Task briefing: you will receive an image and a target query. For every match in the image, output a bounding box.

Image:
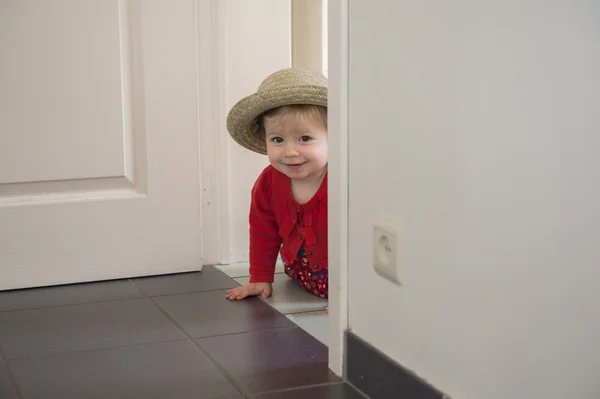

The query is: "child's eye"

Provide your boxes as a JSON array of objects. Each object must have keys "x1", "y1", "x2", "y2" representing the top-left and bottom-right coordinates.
[
  {"x1": 271, "y1": 137, "x2": 283, "y2": 144},
  {"x1": 300, "y1": 136, "x2": 312, "y2": 142}
]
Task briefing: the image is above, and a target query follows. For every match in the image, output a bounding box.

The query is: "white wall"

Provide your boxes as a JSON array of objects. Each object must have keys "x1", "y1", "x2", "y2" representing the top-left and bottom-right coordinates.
[
  {"x1": 347, "y1": 1, "x2": 600, "y2": 399},
  {"x1": 208, "y1": 0, "x2": 328, "y2": 265},
  {"x1": 205, "y1": 0, "x2": 291, "y2": 264},
  {"x1": 291, "y1": 0, "x2": 323, "y2": 73}
]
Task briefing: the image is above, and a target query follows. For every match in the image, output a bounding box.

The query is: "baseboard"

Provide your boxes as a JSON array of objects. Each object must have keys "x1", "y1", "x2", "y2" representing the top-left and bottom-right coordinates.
[{"x1": 346, "y1": 331, "x2": 449, "y2": 399}]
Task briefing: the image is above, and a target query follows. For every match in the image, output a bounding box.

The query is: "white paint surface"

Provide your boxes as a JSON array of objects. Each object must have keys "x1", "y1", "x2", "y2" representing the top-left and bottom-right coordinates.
[
  {"x1": 326, "y1": 0, "x2": 349, "y2": 378},
  {"x1": 0, "y1": 0, "x2": 205, "y2": 290},
  {"x1": 347, "y1": 1, "x2": 600, "y2": 398},
  {"x1": 292, "y1": 0, "x2": 324, "y2": 73},
  {"x1": 0, "y1": 1, "x2": 124, "y2": 184},
  {"x1": 201, "y1": 0, "x2": 292, "y2": 265}
]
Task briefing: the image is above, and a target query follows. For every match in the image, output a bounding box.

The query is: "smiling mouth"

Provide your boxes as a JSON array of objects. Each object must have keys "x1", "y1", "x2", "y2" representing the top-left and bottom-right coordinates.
[{"x1": 286, "y1": 162, "x2": 307, "y2": 169}]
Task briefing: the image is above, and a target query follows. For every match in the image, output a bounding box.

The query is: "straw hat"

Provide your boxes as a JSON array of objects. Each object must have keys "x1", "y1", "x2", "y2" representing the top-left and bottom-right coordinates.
[{"x1": 226, "y1": 68, "x2": 328, "y2": 155}]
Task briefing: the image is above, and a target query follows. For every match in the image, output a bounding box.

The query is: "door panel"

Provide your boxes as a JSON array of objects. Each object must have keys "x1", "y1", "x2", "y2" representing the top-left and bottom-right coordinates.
[
  {"x1": 0, "y1": 0, "x2": 204, "y2": 290},
  {"x1": 0, "y1": 1, "x2": 125, "y2": 183}
]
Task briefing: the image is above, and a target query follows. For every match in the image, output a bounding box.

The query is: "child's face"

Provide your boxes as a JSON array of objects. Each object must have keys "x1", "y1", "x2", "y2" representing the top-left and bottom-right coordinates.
[{"x1": 264, "y1": 113, "x2": 328, "y2": 181}]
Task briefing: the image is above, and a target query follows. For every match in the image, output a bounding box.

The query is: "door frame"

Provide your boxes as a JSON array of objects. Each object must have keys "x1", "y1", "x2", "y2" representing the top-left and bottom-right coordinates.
[
  {"x1": 196, "y1": 0, "x2": 230, "y2": 266},
  {"x1": 327, "y1": 0, "x2": 349, "y2": 377},
  {"x1": 197, "y1": 0, "x2": 350, "y2": 378}
]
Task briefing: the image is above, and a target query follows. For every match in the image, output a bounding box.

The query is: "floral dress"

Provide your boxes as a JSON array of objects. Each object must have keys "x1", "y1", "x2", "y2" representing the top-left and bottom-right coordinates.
[{"x1": 283, "y1": 245, "x2": 328, "y2": 299}]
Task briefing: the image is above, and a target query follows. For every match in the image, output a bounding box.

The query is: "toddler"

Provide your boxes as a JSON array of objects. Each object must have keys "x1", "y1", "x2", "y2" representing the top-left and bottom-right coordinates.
[{"x1": 224, "y1": 68, "x2": 328, "y2": 302}]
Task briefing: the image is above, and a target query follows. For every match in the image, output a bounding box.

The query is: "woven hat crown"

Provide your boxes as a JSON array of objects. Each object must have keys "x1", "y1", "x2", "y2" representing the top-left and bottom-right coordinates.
[
  {"x1": 226, "y1": 68, "x2": 328, "y2": 155},
  {"x1": 257, "y1": 68, "x2": 327, "y2": 93}
]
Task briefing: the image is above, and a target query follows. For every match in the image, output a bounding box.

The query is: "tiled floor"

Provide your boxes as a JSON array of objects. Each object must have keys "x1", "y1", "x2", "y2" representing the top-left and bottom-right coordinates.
[
  {"x1": 217, "y1": 263, "x2": 328, "y2": 346},
  {"x1": 0, "y1": 266, "x2": 364, "y2": 399}
]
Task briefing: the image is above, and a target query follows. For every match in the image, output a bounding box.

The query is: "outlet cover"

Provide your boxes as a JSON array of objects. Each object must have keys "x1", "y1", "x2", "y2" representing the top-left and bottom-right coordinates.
[{"x1": 373, "y1": 221, "x2": 402, "y2": 285}]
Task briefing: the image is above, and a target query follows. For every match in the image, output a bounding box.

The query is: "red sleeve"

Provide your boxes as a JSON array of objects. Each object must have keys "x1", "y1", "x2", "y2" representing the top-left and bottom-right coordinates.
[{"x1": 248, "y1": 167, "x2": 282, "y2": 283}]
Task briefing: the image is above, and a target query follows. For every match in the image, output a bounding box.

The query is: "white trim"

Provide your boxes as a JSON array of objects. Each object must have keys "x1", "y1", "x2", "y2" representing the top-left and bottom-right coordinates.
[
  {"x1": 214, "y1": 1, "x2": 231, "y2": 265},
  {"x1": 327, "y1": 0, "x2": 349, "y2": 377},
  {"x1": 322, "y1": 0, "x2": 328, "y2": 76},
  {"x1": 197, "y1": 0, "x2": 230, "y2": 265}
]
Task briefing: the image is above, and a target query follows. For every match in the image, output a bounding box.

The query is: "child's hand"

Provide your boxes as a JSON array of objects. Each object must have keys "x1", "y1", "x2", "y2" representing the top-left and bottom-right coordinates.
[{"x1": 225, "y1": 282, "x2": 273, "y2": 300}]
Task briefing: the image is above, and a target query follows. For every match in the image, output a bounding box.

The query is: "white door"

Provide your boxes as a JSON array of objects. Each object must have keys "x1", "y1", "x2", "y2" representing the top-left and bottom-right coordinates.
[{"x1": 0, "y1": 0, "x2": 206, "y2": 291}]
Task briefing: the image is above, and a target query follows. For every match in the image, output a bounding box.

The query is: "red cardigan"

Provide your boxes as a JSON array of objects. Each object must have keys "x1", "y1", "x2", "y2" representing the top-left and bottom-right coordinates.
[{"x1": 249, "y1": 165, "x2": 328, "y2": 283}]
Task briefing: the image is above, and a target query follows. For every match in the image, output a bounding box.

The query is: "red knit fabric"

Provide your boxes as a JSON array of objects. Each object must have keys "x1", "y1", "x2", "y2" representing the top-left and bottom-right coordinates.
[{"x1": 248, "y1": 165, "x2": 328, "y2": 283}]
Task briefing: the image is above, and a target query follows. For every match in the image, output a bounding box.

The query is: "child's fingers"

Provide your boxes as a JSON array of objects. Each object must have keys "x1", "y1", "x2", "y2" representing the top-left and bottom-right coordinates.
[
  {"x1": 226, "y1": 287, "x2": 243, "y2": 299},
  {"x1": 235, "y1": 291, "x2": 248, "y2": 300},
  {"x1": 226, "y1": 284, "x2": 271, "y2": 300},
  {"x1": 261, "y1": 285, "x2": 272, "y2": 298},
  {"x1": 230, "y1": 287, "x2": 247, "y2": 300}
]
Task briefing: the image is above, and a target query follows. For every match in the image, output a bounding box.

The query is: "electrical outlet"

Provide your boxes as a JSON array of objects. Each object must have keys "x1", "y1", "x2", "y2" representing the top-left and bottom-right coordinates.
[{"x1": 373, "y1": 221, "x2": 402, "y2": 285}]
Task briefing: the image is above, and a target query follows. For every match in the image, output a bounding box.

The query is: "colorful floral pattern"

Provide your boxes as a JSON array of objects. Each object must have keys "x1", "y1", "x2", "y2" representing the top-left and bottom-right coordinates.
[{"x1": 284, "y1": 246, "x2": 328, "y2": 298}]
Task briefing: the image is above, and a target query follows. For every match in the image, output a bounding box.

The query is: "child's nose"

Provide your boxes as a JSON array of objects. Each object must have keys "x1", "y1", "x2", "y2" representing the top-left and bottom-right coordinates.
[{"x1": 284, "y1": 145, "x2": 299, "y2": 157}]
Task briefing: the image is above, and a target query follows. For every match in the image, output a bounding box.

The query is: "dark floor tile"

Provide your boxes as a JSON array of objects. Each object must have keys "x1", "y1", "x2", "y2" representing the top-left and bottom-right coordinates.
[
  {"x1": 197, "y1": 327, "x2": 339, "y2": 395},
  {"x1": 153, "y1": 290, "x2": 294, "y2": 338},
  {"x1": 10, "y1": 340, "x2": 241, "y2": 399},
  {"x1": 251, "y1": 383, "x2": 365, "y2": 399},
  {"x1": 0, "y1": 298, "x2": 184, "y2": 359},
  {"x1": 0, "y1": 357, "x2": 19, "y2": 399},
  {"x1": 0, "y1": 279, "x2": 143, "y2": 312},
  {"x1": 133, "y1": 266, "x2": 239, "y2": 296}
]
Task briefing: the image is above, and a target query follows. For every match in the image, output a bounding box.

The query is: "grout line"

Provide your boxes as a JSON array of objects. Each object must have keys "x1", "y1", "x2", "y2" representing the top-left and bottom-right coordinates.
[
  {"x1": 347, "y1": 381, "x2": 371, "y2": 398},
  {"x1": 219, "y1": 271, "x2": 286, "y2": 279},
  {"x1": 257, "y1": 302, "x2": 328, "y2": 318},
  {"x1": 140, "y1": 276, "x2": 323, "y2": 397},
  {"x1": 213, "y1": 268, "x2": 329, "y2": 343},
  {"x1": 140, "y1": 286, "x2": 243, "y2": 300},
  {"x1": 3, "y1": 338, "x2": 190, "y2": 362},
  {"x1": 244, "y1": 378, "x2": 367, "y2": 398},
  {"x1": 1, "y1": 266, "x2": 329, "y2": 396},
  {"x1": 193, "y1": 325, "x2": 299, "y2": 340},
  {"x1": 129, "y1": 269, "x2": 242, "y2": 298},
  {"x1": 0, "y1": 344, "x2": 23, "y2": 399},
  {"x1": 0, "y1": 277, "x2": 146, "y2": 314},
  {"x1": 145, "y1": 295, "x2": 250, "y2": 397},
  {"x1": 249, "y1": 381, "x2": 346, "y2": 397},
  {"x1": 0, "y1": 266, "x2": 245, "y2": 314},
  {"x1": 0, "y1": 285, "x2": 248, "y2": 314},
  {"x1": 285, "y1": 308, "x2": 329, "y2": 316},
  {"x1": 0, "y1": 296, "x2": 149, "y2": 315},
  {"x1": 127, "y1": 277, "x2": 148, "y2": 297}
]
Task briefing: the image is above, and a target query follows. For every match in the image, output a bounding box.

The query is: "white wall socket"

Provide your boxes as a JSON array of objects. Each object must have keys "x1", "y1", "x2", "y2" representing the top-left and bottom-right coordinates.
[{"x1": 373, "y1": 221, "x2": 402, "y2": 285}]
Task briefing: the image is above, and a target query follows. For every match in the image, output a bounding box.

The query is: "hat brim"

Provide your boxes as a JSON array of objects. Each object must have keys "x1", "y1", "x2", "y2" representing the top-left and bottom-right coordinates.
[{"x1": 226, "y1": 85, "x2": 328, "y2": 155}]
